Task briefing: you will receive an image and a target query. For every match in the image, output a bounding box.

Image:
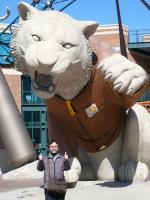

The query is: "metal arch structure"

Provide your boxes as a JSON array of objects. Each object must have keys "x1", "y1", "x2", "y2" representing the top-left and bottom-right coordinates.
[
  {"x1": 139, "y1": 0, "x2": 150, "y2": 11},
  {"x1": 0, "y1": 0, "x2": 77, "y2": 66}
]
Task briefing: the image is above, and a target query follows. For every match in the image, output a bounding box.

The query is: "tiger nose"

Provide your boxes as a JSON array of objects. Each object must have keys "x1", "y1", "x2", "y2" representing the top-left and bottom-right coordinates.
[
  {"x1": 37, "y1": 41, "x2": 60, "y2": 67},
  {"x1": 37, "y1": 55, "x2": 58, "y2": 67}
]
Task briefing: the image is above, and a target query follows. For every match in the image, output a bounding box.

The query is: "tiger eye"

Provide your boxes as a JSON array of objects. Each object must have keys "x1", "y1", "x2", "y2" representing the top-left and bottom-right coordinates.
[
  {"x1": 32, "y1": 34, "x2": 41, "y2": 42},
  {"x1": 63, "y1": 43, "x2": 73, "y2": 49}
]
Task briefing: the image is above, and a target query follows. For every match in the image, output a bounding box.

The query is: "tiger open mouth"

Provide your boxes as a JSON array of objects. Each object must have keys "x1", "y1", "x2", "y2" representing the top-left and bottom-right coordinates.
[{"x1": 33, "y1": 70, "x2": 55, "y2": 93}]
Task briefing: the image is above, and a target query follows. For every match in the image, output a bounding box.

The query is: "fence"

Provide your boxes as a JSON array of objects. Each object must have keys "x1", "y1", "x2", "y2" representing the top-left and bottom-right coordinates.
[{"x1": 128, "y1": 29, "x2": 150, "y2": 43}]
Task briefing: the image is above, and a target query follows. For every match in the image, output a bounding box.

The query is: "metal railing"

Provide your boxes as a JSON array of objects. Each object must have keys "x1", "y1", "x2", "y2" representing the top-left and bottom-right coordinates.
[
  {"x1": 128, "y1": 29, "x2": 150, "y2": 43},
  {"x1": 138, "y1": 87, "x2": 150, "y2": 102}
]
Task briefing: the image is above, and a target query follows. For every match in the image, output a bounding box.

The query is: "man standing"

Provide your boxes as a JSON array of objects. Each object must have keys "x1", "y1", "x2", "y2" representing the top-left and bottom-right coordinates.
[{"x1": 37, "y1": 140, "x2": 70, "y2": 200}]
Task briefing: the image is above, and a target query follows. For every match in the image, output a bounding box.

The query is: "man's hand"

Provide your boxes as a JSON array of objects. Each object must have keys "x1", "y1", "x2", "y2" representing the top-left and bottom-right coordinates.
[
  {"x1": 64, "y1": 152, "x2": 68, "y2": 160},
  {"x1": 38, "y1": 153, "x2": 43, "y2": 160}
]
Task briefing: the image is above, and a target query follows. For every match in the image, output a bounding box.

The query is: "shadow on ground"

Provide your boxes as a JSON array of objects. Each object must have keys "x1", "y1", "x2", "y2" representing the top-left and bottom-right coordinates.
[{"x1": 96, "y1": 181, "x2": 132, "y2": 188}]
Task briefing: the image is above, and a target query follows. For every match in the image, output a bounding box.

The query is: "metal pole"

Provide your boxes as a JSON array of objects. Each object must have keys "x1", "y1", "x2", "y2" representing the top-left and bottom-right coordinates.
[
  {"x1": 115, "y1": 0, "x2": 128, "y2": 58},
  {"x1": 139, "y1": 0, "x2": 150, "y2": 11},
  {"x1": 59, "y1": 0, "x2": 76, "y2": 11}
]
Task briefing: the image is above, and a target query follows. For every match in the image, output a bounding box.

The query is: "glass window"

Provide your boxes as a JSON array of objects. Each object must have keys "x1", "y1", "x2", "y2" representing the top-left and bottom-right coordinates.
[
  {"x1": 33, "y1": 128, "x2": 41, "y2": 144},
  {"x1": 23, "y1": 92, "x2": 32, "y2": 104},
  {"x1": 22, "y1": 75, "x2": 45, "y2": 105},
  {"x1": 24, "y1": 111, "x2": 32, "y2": 122},
  {"x1": 33, "y1": 111, "x2": 40, "y2": 122},
  {"x1": 22, "y1": 76, "x2": 31, "y2": 91},
  {"x1": 22, "y1": 107, "x2": 48, "y2": 156}
]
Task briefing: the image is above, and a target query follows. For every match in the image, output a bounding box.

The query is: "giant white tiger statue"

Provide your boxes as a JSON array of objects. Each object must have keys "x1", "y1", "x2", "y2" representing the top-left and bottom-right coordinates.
[{"x1": 10, "y1": 2, "x2": 150, "y2": 182}]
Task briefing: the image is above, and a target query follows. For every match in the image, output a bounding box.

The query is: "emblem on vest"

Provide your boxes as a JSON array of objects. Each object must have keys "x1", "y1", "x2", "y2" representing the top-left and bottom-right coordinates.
[{"x1": 85, "y1": 103, "x2": 99, "y2": 118}]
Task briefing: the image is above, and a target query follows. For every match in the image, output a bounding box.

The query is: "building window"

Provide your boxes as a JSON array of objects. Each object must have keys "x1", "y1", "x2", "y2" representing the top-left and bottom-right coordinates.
[
  {"x1": 138, "y1": 81, "x2": 150, "y2": 102},
  {"x1": 21, "y1": 75, "x2": 48, "y2": 156},
  {"x1": 21, "y1": 75, "x2": 45, "y2": 105}
]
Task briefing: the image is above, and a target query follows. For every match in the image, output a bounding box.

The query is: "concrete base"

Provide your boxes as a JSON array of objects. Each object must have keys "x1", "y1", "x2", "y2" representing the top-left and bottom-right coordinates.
[{"x1": 2, "y1": 161, "x2": 43, "y2": 179}]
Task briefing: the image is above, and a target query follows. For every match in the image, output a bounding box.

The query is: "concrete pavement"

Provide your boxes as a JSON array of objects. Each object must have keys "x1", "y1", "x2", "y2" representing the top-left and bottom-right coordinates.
[
  {"x1": 66, "y1": 181, "x2": 150, "y2": 200},
  {"x1": 0, "y1": 187, "x2": 44, "y2": 200},
  {"x1": 0, "y1": 180, "x2": 150, "y2": 200},
  {"x1": 0, "y1": 179, "x2": 42, "y2": 192}
]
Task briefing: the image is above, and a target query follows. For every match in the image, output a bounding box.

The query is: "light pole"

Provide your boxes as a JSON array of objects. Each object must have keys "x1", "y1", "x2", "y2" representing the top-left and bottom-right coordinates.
[
  {"x1": 139, "y1": 0, "x2": 150, "y2": 11},
  {"x1": 115, "y1": 0, "x2": 128, "y2": 58}
]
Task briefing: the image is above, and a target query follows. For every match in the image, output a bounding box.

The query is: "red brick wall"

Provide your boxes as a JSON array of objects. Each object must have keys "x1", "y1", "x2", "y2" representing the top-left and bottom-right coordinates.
[
  {"x1": 94, "y1": 25, "x2": 129, "y2": 47},
  {"x1": 93, "y1": 25, "x2": 150, "y2": 74},
  {"x1": 2, "y1": 69, "x2": 22, "y2": 112}
]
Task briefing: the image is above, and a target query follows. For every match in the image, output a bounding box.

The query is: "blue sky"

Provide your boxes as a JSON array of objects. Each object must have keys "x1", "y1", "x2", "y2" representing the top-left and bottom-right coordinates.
[{"x1": 0, "y1": 0, "x2": 150, "y2": 30}]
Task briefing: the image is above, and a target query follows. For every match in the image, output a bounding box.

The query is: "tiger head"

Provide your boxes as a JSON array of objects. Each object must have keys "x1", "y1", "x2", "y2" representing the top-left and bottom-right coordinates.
[{"x1": 10, "y1": 2, "x2": 98, "y2": 99}]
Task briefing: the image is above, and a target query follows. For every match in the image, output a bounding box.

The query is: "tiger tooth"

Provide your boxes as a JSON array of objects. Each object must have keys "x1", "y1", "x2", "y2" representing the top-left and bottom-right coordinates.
[
  {"x1": 33, "y1": 81, "x2": 39, "y2": 89},
  {"x1": 48, "y1": 85, "x2": 55, "y2": 93},
  {"x1": 72, "y1": 59, "x2": 81, "y2": 64},
  {"x1": 53, "y1": 77, "x2": 57, "y2": 84}
]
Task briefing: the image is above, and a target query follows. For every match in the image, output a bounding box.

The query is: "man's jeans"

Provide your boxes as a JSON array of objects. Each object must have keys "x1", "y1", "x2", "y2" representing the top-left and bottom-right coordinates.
[{"x1": 44, "y1": 189, "x2": 66, "y2": 200}]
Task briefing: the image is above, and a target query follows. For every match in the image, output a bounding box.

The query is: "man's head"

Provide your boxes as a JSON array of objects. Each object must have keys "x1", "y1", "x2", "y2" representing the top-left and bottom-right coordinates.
[{"x1": 48, "y1": 140, "x2": 59, "y2": 155}]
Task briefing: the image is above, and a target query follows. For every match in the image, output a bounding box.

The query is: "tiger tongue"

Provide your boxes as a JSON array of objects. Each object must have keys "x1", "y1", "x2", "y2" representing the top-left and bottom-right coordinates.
[
  {"x1": 37, "y1": 74, "x2": 52, "y2": 87},
  {"x1": 35, "y1": 71, "x2": 53, "y2": 88}
]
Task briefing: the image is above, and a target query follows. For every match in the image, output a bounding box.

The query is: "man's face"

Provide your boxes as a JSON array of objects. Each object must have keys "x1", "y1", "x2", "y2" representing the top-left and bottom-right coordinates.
[{"x1": 49, "y1": 142, "x2": 59, "y2": 154}]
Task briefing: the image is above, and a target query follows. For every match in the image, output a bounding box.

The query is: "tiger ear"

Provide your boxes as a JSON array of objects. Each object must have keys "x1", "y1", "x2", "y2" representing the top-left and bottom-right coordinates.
[
  {"x1": 78, "y1": 21, "x2": 99, "y2": 38},
  {"x1": 18, "y1": 2, "x2": 38, "y2": 21}
]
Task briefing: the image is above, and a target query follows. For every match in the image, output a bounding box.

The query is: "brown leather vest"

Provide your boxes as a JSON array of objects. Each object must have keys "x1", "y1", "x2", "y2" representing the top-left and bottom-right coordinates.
[
  {"x1": 46, "y1": 45, "x2": 148, "y2": 153},
  {"x1": 47, "y1": 66, "x2": 126, "y2": 153}
]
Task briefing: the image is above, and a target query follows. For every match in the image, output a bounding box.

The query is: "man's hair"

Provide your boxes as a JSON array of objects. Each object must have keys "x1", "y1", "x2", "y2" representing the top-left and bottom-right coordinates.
[{"x1": 48, "y1": 140, "x2": 58, "y2": 146}]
